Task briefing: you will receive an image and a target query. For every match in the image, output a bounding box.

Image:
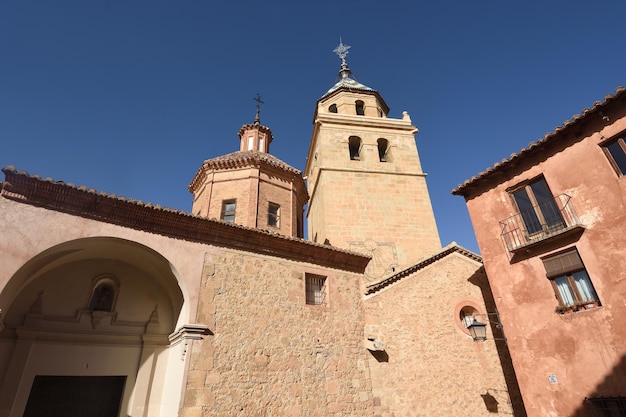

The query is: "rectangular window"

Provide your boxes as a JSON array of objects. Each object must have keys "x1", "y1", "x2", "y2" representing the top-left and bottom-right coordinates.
[
  {"x1": 543, "y1": 249, "x2": 600, "y2": 310},
  {"x1": 221, "y1": 199, "x2": 236, "y2": 223},
  {"x1": 305, "y1": 273, "x2": 327, "y2": 306},
  {"x1": 585, "y1": 397, "x2": 626, "y2": 417},
  {"x1": 511, "y1": 177, "x2": 564, "y2": 235},
  {"x1": 268, "y1": 203, "x2": 280, "y2": 228},
  {"x1": 602, "y1": 136, "x2": 626, "y2": 176}
]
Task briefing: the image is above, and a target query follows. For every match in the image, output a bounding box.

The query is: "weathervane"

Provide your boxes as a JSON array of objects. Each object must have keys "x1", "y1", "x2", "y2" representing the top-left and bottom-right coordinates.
[
  {"x1": 333, "y1": 38, "x2": 351, "y2": 67},
  {"x1": 253, "y1": 93, "x2": 264, "y2": 124}
]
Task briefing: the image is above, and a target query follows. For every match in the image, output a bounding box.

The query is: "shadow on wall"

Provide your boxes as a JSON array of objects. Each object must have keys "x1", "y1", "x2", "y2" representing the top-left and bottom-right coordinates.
[
  {"x1": 570, "y1": 353, "x2": 626, "y2": 417},
  {"x1": 369, "y1": 350, "x2": 389, "y2": 363},
  {"x1": 468, "y1": 269, "x2": 528, "y2": 417}
]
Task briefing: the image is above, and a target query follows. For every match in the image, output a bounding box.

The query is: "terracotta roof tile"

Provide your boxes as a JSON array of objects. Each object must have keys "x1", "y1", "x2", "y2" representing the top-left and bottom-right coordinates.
[
  {"x1": 202, "y1": 150, "x2": 302, "y2": 175},
  {"x1": 1, "y1": 166, "x2": 368, "y2": 273},
  {"x1": 364, "y1": 243, "x2": 482, "y2": 296},
  {"x1": 452, "y1": 86, "x2": 626, "y2": 196}
]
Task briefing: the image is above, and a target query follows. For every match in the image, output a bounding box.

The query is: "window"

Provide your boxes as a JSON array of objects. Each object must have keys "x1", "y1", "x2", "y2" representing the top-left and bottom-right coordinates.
[
  {"x1": 247, "y1": 137, "x2": 254, "y2": 151},
  {"x1": 305, "y1": 273, "x2": 327, "y2": 306},
  {"x1": 355, "y1": 100, "x2": 365, "y2": 116},
  {"x1": 459, "y1": 307, "x2": 478, "y2": 328},
  {"x1": 585, "y1": 397, "x2": 626, "y2": 417},
  {"x1": 348, "y1": 136, "x2": 361, "y2": 160},
  {"x1": 268, "y1": 202, "x2": 280, "y2": 227},
  {"x1": 221, "y1": 199, "x2": 236, "y2": 223},
  {"x1": 543, "y1": 249, "x2": 600, "y2": 311},
  {"x1": 511, "y1": 177, "x2": 564, "y2": 235},
  {"x1": 602, "y1": 136, "x2": 626, "y2": 176},
  {"x1": 328, "y1": 104, "x2": 337, "y2": 113},
  {"x1": 377, "y1": 138, "x2": 390, "y2": 162},
  {"x1": 88, "y1": 276, "x2": 118, "y2": 312}
]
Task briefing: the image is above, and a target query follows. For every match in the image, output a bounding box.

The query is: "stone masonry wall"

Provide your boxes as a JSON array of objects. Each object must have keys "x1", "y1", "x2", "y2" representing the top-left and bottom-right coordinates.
[
  {"x1": 181, "y1": 247, "x2": 375, "y2": 417},
  {"x1": 363, "y1": 253, "x2": 515, "y2": 417}
]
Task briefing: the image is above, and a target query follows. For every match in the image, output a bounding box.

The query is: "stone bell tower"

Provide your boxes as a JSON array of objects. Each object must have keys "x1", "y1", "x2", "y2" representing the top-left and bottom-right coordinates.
[
  {"x1": 304, "y1": 42, "x2": 441, "y2": 280},
  {"x1": 189, "y1": 97, "x2": 308, "y2": 237}
]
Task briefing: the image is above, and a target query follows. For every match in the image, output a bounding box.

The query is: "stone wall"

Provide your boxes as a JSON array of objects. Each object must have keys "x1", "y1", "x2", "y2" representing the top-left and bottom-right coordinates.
[
  {"x1": 363, "y1": 252, "x2": 515, "y2": 417},
  {"x1": 182, "y1": 248, "x2": 375, "y2": 417}
]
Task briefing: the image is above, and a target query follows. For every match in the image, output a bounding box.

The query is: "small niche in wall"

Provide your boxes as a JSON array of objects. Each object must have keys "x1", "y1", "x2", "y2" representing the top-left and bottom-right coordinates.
[{"x1": 88, "y1": 276, "x2": 119, "y2": 312}]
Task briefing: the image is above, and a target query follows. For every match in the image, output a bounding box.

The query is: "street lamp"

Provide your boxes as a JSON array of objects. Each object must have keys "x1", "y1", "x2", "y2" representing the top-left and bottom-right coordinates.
[{"x1": 467, "y1": 318, "x2": 488, "y2": 341}]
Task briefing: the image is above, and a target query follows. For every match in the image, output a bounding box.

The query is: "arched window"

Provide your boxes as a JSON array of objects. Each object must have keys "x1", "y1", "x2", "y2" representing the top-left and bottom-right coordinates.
[
  {"x1": 348, "y1": 136, "x2": 362, "y2": 160},
  {"x1": 460, "y1": 306, "x2": 478, "y2": 329},
  {"x1": 328, "y1": 104, "x2": 337, "y2": 113},
  {"x1": 377, "y1": 138, "x2": 390, "y2": 162},
  {"x1": 88, "y1": 276, "x2": 119, "y2": 312},
  {"x1": 355, "y1": 100, "x2": 365, "y2": 116}
]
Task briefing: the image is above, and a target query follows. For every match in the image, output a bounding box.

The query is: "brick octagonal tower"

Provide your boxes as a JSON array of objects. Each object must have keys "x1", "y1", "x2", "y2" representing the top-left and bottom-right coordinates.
[{"x1": 189, "y1": 110, "x2": 308, "y2": 238}]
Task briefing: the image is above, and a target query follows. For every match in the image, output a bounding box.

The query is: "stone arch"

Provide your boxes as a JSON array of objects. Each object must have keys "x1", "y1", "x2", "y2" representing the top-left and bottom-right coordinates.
[
  {"x1": 355, "y1": 100, "x2": 365, "y2": 115},
  {"x1": 0, "y1": 236, "x2": 190, "y2": 417}
]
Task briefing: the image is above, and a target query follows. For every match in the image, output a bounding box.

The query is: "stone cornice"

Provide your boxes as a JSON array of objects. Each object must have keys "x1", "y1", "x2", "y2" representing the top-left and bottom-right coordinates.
[
  {"x1": 315, "y1": 112, "x2": 417, "y2": 133},
  {"x1": 1, "y1": 167, "x2": 368, "y2": 273}
]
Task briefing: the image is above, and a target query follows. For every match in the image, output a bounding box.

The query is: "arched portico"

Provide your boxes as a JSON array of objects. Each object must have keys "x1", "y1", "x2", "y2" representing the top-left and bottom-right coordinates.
[{"x1": 0, "y1": 237, "x2": 194, "y2": 417}]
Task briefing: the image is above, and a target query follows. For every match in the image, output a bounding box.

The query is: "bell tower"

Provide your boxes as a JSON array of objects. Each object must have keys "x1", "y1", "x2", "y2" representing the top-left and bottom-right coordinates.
[
  {"x1": 304, "y1": 41, "x2": 441, "y2": 280},
  {"x1": 189, "y1": 97, "x2": 308, "y2": 237}
]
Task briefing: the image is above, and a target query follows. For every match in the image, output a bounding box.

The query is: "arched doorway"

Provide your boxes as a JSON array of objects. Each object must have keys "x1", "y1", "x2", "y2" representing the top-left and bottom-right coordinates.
[{"x1": 0, "y1": 237, "x2": 187, "y2": 417}]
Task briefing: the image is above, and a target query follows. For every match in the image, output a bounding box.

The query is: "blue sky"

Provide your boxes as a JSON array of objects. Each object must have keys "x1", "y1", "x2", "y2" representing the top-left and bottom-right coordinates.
[{"x1": 2, "y1": 1, "x2": 625, "y2": 253}]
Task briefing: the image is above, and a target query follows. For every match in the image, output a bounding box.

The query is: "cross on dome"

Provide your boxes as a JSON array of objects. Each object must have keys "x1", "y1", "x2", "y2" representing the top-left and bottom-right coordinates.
[
  {"x1": 253, "y1": 93, "x2": 264, "y2": 124},
  {"x1": 333, "y1": 39, "x2": 351, "y2": 67}
]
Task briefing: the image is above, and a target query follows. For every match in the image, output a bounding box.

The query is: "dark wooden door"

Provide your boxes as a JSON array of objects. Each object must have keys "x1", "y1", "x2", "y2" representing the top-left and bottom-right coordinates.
[{"x1": 23, "y1": 375, "x2": 125, "y2": 417}]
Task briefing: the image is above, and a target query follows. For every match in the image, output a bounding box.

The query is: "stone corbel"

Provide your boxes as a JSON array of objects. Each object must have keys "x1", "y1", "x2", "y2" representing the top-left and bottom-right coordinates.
[{"x1": 169, "y1": 324, "x2": 213, "y2": 361}]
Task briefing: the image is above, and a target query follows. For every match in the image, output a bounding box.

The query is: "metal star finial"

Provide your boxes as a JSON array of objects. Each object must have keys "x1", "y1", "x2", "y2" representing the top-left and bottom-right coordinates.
[{"x1": 333, "y1": 38, "x2": 351, "y2": 66}]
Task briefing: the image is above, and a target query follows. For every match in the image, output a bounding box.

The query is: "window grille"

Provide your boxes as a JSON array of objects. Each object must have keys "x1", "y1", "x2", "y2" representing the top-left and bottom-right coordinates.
[
  {"x1": 305, "y1": 274, "x2": 327, "y2": 306},
  {"x1": 585, "y1": 397, "x2": 626, "y2": 417}
]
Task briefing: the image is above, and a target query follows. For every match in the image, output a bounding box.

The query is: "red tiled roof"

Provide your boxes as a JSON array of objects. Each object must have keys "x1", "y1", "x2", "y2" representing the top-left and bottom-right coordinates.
[
  {"x1": 188, "y1": 150, "x2": 308, "y2": 198},
  {"x1": 202, "y1": 150, "x2": 301, "y2": 175},
  {"x1": 1, "y1": 166, "x2": 368, "y2": 273},
  {"x1": 452, "y1": 86, "x2": 626, "y2": 196},
  {"x1": 364, "y1": 243, "x2": 482, "y2": 296}
]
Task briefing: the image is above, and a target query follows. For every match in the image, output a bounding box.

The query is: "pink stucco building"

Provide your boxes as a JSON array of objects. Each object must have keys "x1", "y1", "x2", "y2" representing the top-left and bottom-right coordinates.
[{"x1": 453, "y1": 87, "x2": 626, "y2": 417}]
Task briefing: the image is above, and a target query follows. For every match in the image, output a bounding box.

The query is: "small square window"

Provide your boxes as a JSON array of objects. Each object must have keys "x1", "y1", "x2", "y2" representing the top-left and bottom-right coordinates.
[
  {"x1": 221, "y1": 199, "x2": 236, "y2": 223},
  {"x1": 602, "y1": 137, "x2": 626, "y2": 176},
  {"x1": 268, "y1": 203, "x2": 280, "y2": 228},
  {"x1": 305, "y1": 273, "x2": 327, "y2": 306},
  {"x1": 543, "y1": 249, "x2": 600, "y2": 313}
]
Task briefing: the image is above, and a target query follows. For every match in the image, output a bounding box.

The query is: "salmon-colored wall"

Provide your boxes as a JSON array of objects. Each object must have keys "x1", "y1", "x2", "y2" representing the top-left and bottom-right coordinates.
[{"x1": 463, "y1": 106, "x2": 626, "y2": 416}]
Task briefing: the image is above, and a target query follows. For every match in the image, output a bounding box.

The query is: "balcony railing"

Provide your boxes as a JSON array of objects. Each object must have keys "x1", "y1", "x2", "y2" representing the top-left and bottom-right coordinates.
[{"x1": 499, "y1": 194, "x2": 583, "y2": 252}]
